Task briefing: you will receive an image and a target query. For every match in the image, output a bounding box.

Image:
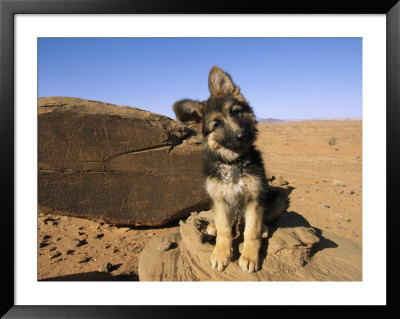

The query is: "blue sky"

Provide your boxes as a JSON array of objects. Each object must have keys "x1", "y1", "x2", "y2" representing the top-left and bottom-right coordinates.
[{"x1": 38, "y1": 38, "x2": 362, "y2": 120}]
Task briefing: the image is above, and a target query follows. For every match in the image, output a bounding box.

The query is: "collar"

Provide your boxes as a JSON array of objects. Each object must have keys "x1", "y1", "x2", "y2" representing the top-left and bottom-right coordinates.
[
  {"x1": 216, "y1": 157, "x2": 251, "y2": 184},
  {"x1": 217, "y1": 156, "x2": 251, "y2": 168}
]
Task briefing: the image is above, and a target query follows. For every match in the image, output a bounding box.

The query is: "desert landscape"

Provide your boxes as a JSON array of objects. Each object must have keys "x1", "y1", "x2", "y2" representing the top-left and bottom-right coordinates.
[{"x1": 37, "y1": 98, "x2": 361, "y2": 281}]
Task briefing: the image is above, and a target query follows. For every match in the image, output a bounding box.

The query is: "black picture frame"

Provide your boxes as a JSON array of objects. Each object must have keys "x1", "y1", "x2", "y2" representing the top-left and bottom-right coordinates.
[{"x1": 1, "y1": 0, "x2": 399, "y2": 318}]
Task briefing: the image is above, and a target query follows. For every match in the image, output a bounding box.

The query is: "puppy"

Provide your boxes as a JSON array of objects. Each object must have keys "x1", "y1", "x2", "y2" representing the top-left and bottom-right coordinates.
[{"x1": 173, "y1": 66, "x2": 287, "y2": 273}]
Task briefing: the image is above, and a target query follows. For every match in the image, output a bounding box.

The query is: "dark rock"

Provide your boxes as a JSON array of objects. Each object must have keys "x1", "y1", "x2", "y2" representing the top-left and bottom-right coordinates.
[
  {"x1": 100, "y1": 262, "x2": 112, "y2": 273},
  {"x1": 38, "y1": 97, "x2": 210, "y2": 226},
  {"x1": 44, "y1": 218, "x2": 58, "y2": 226},
  {"x1": 70, "y1": 239, "x2": 82, "y2": 247},
  {"x1": 49, "y1": 252, "x2": 62, "y2": 260},
  {"x1": 78, "y1": 257, "x2": 91, "y2": 263},
  {"x1": 79, "y1": 239, "x2": 87, "y2": 246},
  {"x1": 92, "y1": 233, "x2": 104, "y2": 239}
]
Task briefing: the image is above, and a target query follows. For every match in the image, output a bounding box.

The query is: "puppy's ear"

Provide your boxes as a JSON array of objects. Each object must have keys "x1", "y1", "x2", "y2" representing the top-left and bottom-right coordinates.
[
  {"x1": 208, "y1": 66, "x2": 244, "y2": 100},
  {"x1": 173, "y1": 99, "x2": 205, "y2": 132}
]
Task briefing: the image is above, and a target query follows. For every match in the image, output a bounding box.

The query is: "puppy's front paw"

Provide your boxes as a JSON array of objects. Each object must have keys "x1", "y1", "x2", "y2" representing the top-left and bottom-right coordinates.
[
  {"x1": 239, "y1": 242, "x2": 260, "y2": 273},
  {"x1": 211, "y1": 246, "x2": 232, "y2": 272},
  {"x1": 238, "y1": 254, "x2": 259, "y2": 273}
]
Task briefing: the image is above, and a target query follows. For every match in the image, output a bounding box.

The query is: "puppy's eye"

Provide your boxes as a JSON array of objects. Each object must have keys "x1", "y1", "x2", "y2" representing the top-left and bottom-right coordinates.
[
  {"x1": 211, "y1": 121, "x2": 221, "y2": 130},
  {"x1": 231, "y1": 106, "x2": 242, "y2": 115}
]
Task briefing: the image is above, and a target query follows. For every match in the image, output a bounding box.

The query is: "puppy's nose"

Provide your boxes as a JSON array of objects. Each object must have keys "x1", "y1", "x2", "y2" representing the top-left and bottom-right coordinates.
[{"x1": 236, "y1": 130, "x2": 248, "y2": 141}]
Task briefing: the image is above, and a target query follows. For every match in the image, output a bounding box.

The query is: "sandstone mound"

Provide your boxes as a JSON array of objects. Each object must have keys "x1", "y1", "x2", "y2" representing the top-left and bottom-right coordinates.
[
  {"x1": 38, "y1": 97, "x2": 209, "y2": 226},
  {"x1": 138, "y1": 211, "x2": 362, "y2": 281}
]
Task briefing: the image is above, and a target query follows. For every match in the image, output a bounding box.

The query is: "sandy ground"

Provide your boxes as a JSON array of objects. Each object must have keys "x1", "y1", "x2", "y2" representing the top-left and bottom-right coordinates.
[{"x1": 38, "y1": 119, "x2": 362, "y2": 281}]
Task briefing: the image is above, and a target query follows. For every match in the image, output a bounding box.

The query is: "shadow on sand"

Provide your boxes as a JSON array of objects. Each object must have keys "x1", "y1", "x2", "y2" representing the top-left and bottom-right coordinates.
[
  {"x1": 41, "y1": 271, "x2": 139, "y2": 281},
  {"x1": 40, "y1": 263, "x2": 139, "y2": 281},
  {"x1": 266, "y1": 185, "x2": 338, "y2": 254}
]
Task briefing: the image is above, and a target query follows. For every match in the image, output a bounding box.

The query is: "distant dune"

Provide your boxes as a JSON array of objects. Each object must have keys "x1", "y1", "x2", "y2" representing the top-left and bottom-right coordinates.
[
  {"x1": 306, "y1": 117, "x2": 362, "y2": 121},
  {"x1": 257, "y1": 117, "x2": 362, "y2": 122},
  {"x1": 257, "y1": 117, "x2": 285, "y2": 122}
]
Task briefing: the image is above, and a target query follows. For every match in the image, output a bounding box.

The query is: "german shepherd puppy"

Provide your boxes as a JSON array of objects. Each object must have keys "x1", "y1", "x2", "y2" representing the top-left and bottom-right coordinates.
[{"x1": 173, "y1": 66, "x2": 287, "y2": 273}]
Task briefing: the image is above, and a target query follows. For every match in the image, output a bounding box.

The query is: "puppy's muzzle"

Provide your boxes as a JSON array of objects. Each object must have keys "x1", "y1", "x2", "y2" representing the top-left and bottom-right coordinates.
[{"x1": 235, "y1": 130, "x2": 248, "y2": 141}]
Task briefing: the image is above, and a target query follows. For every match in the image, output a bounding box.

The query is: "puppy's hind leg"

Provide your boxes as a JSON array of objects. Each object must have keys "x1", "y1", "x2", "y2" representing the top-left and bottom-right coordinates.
[
  {"x1": 206, "y1": 220, "x2": 217, "y2": 236},
  {"x1": 261, "y1": 223, "x2": 269, "y2": 238}
]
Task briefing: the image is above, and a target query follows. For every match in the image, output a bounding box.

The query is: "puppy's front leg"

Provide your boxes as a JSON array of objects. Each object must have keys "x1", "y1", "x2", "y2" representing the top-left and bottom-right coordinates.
[
  {"x1": 211, "y1": 200, "x2": 232, "y2": 272},
  {"x1": 239, "y1": 201, "x2": 263, "y2": 273}
]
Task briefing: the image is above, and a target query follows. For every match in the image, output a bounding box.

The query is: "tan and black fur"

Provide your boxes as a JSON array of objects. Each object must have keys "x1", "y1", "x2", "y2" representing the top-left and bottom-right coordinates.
[{"x1": 173, "y1": 66, "x2": 287, "y2": 273}]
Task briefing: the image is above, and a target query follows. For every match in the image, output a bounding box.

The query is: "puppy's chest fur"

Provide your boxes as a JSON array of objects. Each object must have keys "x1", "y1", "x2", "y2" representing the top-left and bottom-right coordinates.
[{"x1": 205, "y1": 163, "x2": 261, "y2": 218}]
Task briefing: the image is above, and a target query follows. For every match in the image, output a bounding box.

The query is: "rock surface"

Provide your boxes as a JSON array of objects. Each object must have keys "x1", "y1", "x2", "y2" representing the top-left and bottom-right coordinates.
[
  {"x1": 38, "y1": 97, "x2": 209, "y2": 226},
  {"x1": 138, "y1": 211, "x2": 362, "y2": 281}
]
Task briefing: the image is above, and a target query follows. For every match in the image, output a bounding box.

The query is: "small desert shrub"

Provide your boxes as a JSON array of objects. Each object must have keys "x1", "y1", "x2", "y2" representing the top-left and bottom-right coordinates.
[
  {"x1": 328, "y1": 136, "x2": 337, "y2": 145},
  {"x1": 332, "y1": 179, "x2": 345, "y2": 186}
]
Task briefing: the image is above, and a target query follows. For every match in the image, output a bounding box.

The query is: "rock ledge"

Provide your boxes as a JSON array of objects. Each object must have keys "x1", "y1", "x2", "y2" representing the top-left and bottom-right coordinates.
[{"x1": 139, "y1": 211, "x2": 361, "y2": 281}]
